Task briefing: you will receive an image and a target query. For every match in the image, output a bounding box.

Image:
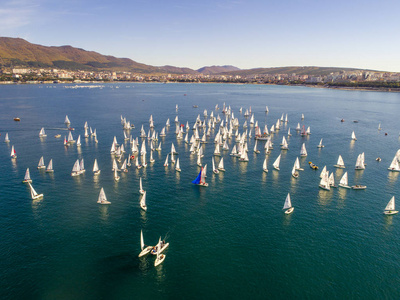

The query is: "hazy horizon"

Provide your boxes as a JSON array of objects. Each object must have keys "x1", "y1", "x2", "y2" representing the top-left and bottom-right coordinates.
[{"x1": 1, "y1": 0, "x2": 399, "y2": 72}]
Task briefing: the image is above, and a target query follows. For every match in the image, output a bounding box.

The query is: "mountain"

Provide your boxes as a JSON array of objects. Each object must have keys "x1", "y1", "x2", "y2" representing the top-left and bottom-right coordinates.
[
  {"x1": 197, "y1": 65, "x2": 240, "y2": 75},
  {"x1": 0, "y1": 37, "x2": 197, "y2": 74}
]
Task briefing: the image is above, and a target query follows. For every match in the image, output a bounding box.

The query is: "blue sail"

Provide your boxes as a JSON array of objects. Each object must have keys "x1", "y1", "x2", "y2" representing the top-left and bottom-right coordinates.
[{"x1": 192, "y1": 170, "x2": 202, "y2": 184}]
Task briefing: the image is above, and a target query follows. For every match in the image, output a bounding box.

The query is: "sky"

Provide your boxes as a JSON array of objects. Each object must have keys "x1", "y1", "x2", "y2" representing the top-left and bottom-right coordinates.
[{"x1": 1, "y1": 0, "x2": 399, "y2": 72}]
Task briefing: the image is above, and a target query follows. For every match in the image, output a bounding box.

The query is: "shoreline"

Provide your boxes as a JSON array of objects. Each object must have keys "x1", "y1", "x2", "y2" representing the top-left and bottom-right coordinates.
[{"x1": 1, "y1": 80, "x2": 399, "y2": 93}]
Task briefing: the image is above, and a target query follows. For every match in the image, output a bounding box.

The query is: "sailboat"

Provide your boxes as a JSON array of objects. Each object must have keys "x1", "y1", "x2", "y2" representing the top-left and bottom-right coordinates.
[
  {"x1": 67, "y1": 131, "x2": 75, "y2": 144},
  {"x1": 319, "y1": 171, "x2": 330, "y2": 190},
  {"x1": 10, "y1": 145, "x2": 17, "y2": 159},
  {"x1": 212, "y1": 157, "x2": 219, "y2": 174},
  {"x1": 71, "y1": 159, "x2": 81, "y2": 176},
  {"x1": 37, "y1": 156, "x2": 46, "y2": 169},
  {"x1": 378, "y1": 123, "x2": 382, "y2": 131},
  {"x1": 328, "y1": 173, "x2": 336, "y2": 187},
  {"x1": 273, "y1": 154, "x2": 281, "y2": 170},
  {"x1": 351, "y1": 131, "x2": 357, "y2": 141},
  {"x1": 283, "y1": 193, "x2": 294, "y2": 214},
  {"x1": 138, "y1": 230, "x2": 153, "y2": 257},
  {"x1": 154, "y1": 238, "x2": 166, "y2": 267},
  {"x1": 140, "y1": 191, "x2": 147, "y2": 211},
  {"x1": 334, "y1": 155, "x2": 345, "y2": 168},
  {"x1": 23, "y1": 168, "x2": 32, "y2": 183},
  {"x1": 294, "y1": 157, "x2": 303, "y2": 171},
  {"x1": 355, "y1": 153, "x2": 365, "y2": 170},
  {"x1": 317, "y1": 138, "x2": 324, "y2": 148},
  {"x1": 97, "y1": 187, "x2": 110, "y2": 204},
  {"x1": 139, "y1": 177, "x2": 145, "y2": 195},
  {"x1": 280, "y1": 136, "x2": 289, "y2": 150},
  {"x1": 46, "y1": 159, "x2": 54, "y2": 173},
  {"x1": 192, "y1": 167, "x2": 208, "y2": 186},
  {"x1": 164, "y1": 154, "x2": 169, "y2": 167},
  {"x1": 218, "y1": 157, "x2": 226, "y2": 172},
  {"x1": 79, "y1": 159, "x2": 85, "y2": 174},
  {"x1": 64, "y1": 115, "x2": 71, "y2": 124},
  {"x1": 384, "y1": 196, "x2": 398, "y2": 215},
  {"x1": 291, "y1": 164, "x2": 299, "y2": 178},
  {"x1": 39, "y1": 127, "x2": 47, "y2": 137},
  {"x1": 93, "y1": 159, "x2": 101, "y2": 175},
  {"x1": 254, "y1": 140, "x2": 261, "y2": 153},
  {"x1": 175, "y1": 158, "x2": 181, "y2": 172},
  {"x1": 151, "y1": 236, "x2": 169, "y2": 255},
  {"x1": 76, "y1": 135, "x2": 81, "y2": 147},
  {"x1": 114, "y1": 168, "x2": 120, "y2": 181},
  {"x1": 263, "y1": 158, "x2": 268, "y2": 173},
  {"x1": 388, "y1": 156, "x2": 400, "y2": 172},
  {"x1": 300, "y1": 143, "x2": 307, "y2": 157},
  {"x1": 197, "y1": 153, "x2": 202, "y2": 167},
  {"x1": 121, "y1": 159, "x2": 128, "y2": 172},
  {"x1": 338, "y1": 172, "x2": 351, "y2": 188},
  {"x1": 4, "y1": 133, "x2": 10, "y2": 143},
  {"x1": 239, "y1": 149, "x2": 249, "y2": 162},
  {"x1": 214, "y1": 144, "x2": 221, "y2": 156},
  {"x1": 28, "y1": 182, "x2": 43, "y2": 200}
]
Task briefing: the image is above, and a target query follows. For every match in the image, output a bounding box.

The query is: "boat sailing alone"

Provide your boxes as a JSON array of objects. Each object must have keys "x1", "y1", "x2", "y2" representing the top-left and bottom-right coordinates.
[
  {"x1": 283, "y1": 193, "x2": 294, "y2": 214},
  {"x1": 97, "y1": 187, "x2": 111, "y2": 204},
  {"x1": 384, "y1": 196, "x2": 398, "y2": 215},
  {"x1": 28, "y1": 182, "x2": 43, "y2": 200}
]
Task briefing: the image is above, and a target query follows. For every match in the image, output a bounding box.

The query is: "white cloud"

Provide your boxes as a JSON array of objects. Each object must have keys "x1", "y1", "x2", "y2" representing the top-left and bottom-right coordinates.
[{"x1": 0, "y1": 0, "x2": 40, "y2": 32}]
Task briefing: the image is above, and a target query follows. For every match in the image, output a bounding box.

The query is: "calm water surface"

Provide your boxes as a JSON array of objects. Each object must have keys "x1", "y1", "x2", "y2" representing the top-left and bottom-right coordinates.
[{"x1": 1, "y1": 83, "x2": 400, "y2": 299}]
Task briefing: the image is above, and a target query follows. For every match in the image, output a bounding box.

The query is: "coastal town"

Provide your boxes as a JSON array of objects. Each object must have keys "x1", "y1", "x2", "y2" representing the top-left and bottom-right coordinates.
[{"x1": 1, "y1": 67, "x2": 400, "y2": 89}]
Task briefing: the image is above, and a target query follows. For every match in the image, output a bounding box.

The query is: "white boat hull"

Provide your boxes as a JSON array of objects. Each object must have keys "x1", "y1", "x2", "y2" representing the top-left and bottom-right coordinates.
[
  {"x1": 334, "y1": 165, "x2": 345, "y2": 169},
  {"x1": 384, "y1": 210, "x2": 399, "y2": 215},
  {"x1": 285, "y1": 207, "x2": 294, "y2": 214},
  {"x1": 352, "y1": 185, "x2": 367, "y2": 190},
  {"x1": 154, "y1": 254, "x2": 166, "y2": 266},
  {"x1": 138, "y1": 246, "x2": 153, "y2": 257},
  {"x1": 151, "y1": 243, "x2": 169, "y2": 255}
]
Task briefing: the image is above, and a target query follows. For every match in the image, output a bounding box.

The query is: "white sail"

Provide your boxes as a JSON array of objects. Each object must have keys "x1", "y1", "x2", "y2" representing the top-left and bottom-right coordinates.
[
  {"x1": 93, "y1": 159, "x2": 100, "y2": 173},
  {"x1": 273, "y1": 154, "x2": 281, "y2": 170},
  {"x1": 294, "y1": 157, "x2": 301, "y2": 170},
  {"x1": 39, "y1": 127, "x2": 46, "y2": 137},
  {"x1": 97, "y1": 187, "x2": 110, "y2": 204},
  {"x1": 317, "y1": 138, "x2": 323, "y2": 148},
  {"x1": 4, "y1": 132, "x2": 10, "y2": 142},
  {"x1": 214, "y1": 144, "x2": 221, "y2": 156},
  {"x1": 46, "y1": 159, "x2": 53, "y2": 172},
  {"x1": 29, "y1": 182, "x2": 43, "y2": 200},
  {"x1": 388, "y1": 156, "x2": 400, "y2": 171},
  {"x1": 76, "y1": 135, "x2": 81, "y2": 146},
  {"x1": 67, "y1": 131, "x2": 74, "y2": 143},
  {"x1": 114, "y1": 169, "x2": 120, "y2": 181},
  {"x1": 24, "y1": 168, "x2": 32, "y2": 182},
  {"x1": 72, "y1": 159, "x2": 80, "y2": 173},
  {"x1": 385, "y1": 196, "x2": 396, "y2": 211},
  {"x1": 112, "y1": 159, "x2": 118, "y2": 171},
  {"x1": 355, "y1": 154, "x2": 365, "y2": 169},
  {"x1": 140, "y1": 191, "x2": 147, "y2": 211},
  {"x1": 300, "y1": 143, "x2": 307, "y2": 156},
  {"x1": 218, "y1": 157, "x2": 225, "y2": 170},
  {"x1": 283, "y1": 193, "x2": 292, "y2": 210},
  {"x1": 38, "y1": 156, "x2": 45, "y2": 169},
  {"x1": 263, "y1": 158, "x2": 268, "y2": 172},
  {"x1": 140, "y1": 230, "x2": 145, "y2": 250},
  {"x1": 319, "y1": 171, "x2": 330, "y2": 190},
  {"x1": 175, "y1": 158, "x2": 181, "y2": 171},
  {"x1": 65, "y1": 115, "x2": 70, "y2": 124},
  {"x1": 121, "y1": 159, "x2": 127, "y2": 172},
  {"x1": 320, "y1": 166, "x2": 327, "y2": 178},
  {"x1": 335, "y1": 155, "x2": 345, "y2": 168},
  {"x1": 79, "y1": 159, "x2": 85, "y2": 172},
  {"x1": 339, "y1": 172, "x2": 349, "y2": 187},
  {"x1": 351, "y1": 131, "x2": 357, "y2": 140},
  {"x1": 328, "y1": 173, "x2": 335, "y2": 186},
  {"x1": 164, "y1": 154, "x2": 169, "y2": 166}
]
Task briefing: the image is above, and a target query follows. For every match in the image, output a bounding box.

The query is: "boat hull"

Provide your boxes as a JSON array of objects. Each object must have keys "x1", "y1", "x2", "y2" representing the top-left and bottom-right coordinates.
[
  {"x1": 154, "y1": 254, "x2": 166, "y2": 266},
  {"x1": 352, "y1": 185, "x2": 367, "y2": 190},
  {"x1": 138, "y1": 246, "x2": 153, "y2": 257},
  {"x1": 285, "y1": 207, "x2": 294, "y2": 214},
  {"x1": 334, "y1": 165, "x2": 345, "y2": 169},
  {"x1": 384, "y1": 211, "x2": 399, "y2": 215}
]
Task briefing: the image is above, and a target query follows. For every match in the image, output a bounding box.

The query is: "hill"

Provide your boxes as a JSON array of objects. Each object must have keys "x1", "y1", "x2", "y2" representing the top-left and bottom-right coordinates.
[{"x1": 197, "y1": 65, "x2": 240, "y2": 75}]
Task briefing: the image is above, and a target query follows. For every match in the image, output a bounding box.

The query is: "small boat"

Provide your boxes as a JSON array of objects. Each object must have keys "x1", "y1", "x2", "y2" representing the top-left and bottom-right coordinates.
[
  {"x1": 291, "y1": 165, "x2": 299, "y2": 178},
  {"x1": 164, "y1": 154, "x2": 169, "y2": 167},
  {"x1": 294, "y1": 157, "x2": 303, "y2": 171},
  {"x1": 309, "y1": 162, "x2": 318, "y2": 170},
  {"x1": 76, "y1": 135, "x2": 81, "y2": 147},
  {"x1": 319, "y1": 171, "x2": 330, "y2": 191},
  {"x1": 93, "y1": 159, "x2": 101, "y2": 175},
  {"x1": 138, "y1": 230, "x2": 153, "y2": 257},
  {"x1": 352, "y1": 185, "x2": 367, "y2": 190},
  {"x1": 254, "y1": 140, "x2": 261, "y2": 153},
  {"x1": 154, "y1": 238, "x2": 166, "y2": 267},
  {"x1": 14, "y1": 117, "x2": 20, "y2": 121},
  {"x1": 28, "y1": 182, "x2": 43, "y2": 200},
  {"x1": 97, "y1": 187, "x2": 111, "y2": 204},
  {"x1": 353, "y1": 120, "x2": 359, "y2": 123},
  {"x1": 10, "y1": 145, "x2": 17, "y2": 159},
  {"x1": 46, "y1": 159, "x2": 54, "y2": 173},
  {"x1": 192, "y1": 166, "x2": 208, "y2": 186},
  {"x1": 218, "y1": 157, "x2": 226, "y2": 172},
  {"x1": 384, "y1": 196, "x2": 398, "y2": 215},
  {"x1": 114, "y1": 169, "x2": 120, "y2": 181},
  {"x1": 4, "y1": 133, "x2": 10, "y2": 143},
  {"x1": 300, "y1": 143, "x2": 307, "y2": 157},
  {"x1": 376, "y1": 157, "x2": 382, "y2": 162},
  {"x1": 175, "y1": 158, "x2": 181, "y2": 172},
  {"x1": 378, "y1": 123, "x2": 382, "y2": 131},
  {"x1": 71, "y1": 159, "x2": 81, "y2": 176},
  {"x1": 338, "y1": 172, "x2": 351, "y2": 189},
  {"x1": 23, "y1": 168, "x2": 32, "y2": 183},
  {"x1": 151, "y1": 237, "x2": 169, "y2": 255},
  {"x1": 334, "y1": 155, "x2": 345, "y2": 168},
  {"x1": 351, "y1": 131, "x2": 357, "y2": 141},
  {"x1": 140, "y1": 191, "x2": 147, "y2": 211},
  {"x1": 37, "y1": 156, "x2": 46, "y2": 169},
  {"x1": 341, "y1": 119, "x2": 345, "y2": 122},
  {"x1": 263, "y1": 158, "x2": 268, "y2": 173},
  {"x1": 317, "y1": 138, "x2": 324, "y2": 148},
  {"x1": 212, "y1": 157, "x2": 219, "y2": 174},
  {"x1": 54, "y1": 134, "x2": 61, "y2": 138},
  {"x1": 273, "y1": 154, "x2": 281, "y2": 171},
  {"x1": 39, "y1": 127, "x2": 47, "y2": 137},
  {"x1": 355, "y1": 153, "x2": 365, "y2": 170},
  {"x1": 283, "y1": 193, "x2": 294, "y2": 214},
  {"x1": 64, "y1": 115, "x2": 71, "y2": 124},
  {"x1": 388, "y1": 155, "x2": 400, "y2": 172}
]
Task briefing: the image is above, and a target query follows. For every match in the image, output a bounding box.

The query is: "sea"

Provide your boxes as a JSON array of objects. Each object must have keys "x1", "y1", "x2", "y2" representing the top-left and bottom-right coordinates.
[{"x1": 1, "y1": 82, "x2": 400, "y2": 299}]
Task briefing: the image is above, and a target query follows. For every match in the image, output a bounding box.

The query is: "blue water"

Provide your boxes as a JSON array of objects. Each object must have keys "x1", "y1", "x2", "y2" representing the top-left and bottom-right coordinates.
[{"x1": 1, "y1": 83, "x2": 400, "y2": 299}]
